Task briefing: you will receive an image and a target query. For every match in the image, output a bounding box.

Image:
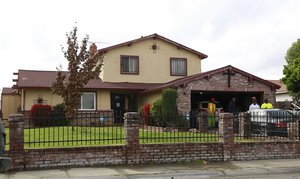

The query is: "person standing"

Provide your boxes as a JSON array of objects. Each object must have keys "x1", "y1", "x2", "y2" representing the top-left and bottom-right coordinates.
[
  {"x1": 228, "y1": 97, "x2": 237, "y2": 115},
  {"x1": 249, "y1": 97, "x2": 260, "y2": 110},
  {"x1": 0, "y1": 117, "x2": 6, "y2": 153},
  {"x1": 261, "y1": 99, "x2": 273, "y2": 109},
  {"x1": 207, "y1": 98, "x2": 216, "y2": 129}
]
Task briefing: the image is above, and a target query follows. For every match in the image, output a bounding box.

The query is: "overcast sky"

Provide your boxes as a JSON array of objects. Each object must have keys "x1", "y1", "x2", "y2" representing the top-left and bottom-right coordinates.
[{"x1": 1, "y1": 0, "x2": 300, "y2": 91}]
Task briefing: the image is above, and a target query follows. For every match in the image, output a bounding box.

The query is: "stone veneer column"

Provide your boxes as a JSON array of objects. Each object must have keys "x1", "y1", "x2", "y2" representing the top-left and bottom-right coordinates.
[
  {"x1": 198, "y1": 112, "x2": 208, "y2": 132},
  {"x1": 238, "y1": 112, "x2": 251, "y2": 138},
  {"x1": 219, "y1": 113, "x2": 234, "y2": 161},
  {"x1": 124, "y1": 112, "x2": 140, "y2": 164},
  {"x1": 9, "y1": 114, "x2": 25, "y2": 170},
  {"x1": 287, "y1": 118, "x2": 299, "y2": 140}
]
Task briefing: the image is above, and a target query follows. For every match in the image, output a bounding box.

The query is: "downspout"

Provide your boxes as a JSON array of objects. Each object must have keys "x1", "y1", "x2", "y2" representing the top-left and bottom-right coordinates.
[{"x1": 22, "y1": 89, "x2": 26, "y2": 111}]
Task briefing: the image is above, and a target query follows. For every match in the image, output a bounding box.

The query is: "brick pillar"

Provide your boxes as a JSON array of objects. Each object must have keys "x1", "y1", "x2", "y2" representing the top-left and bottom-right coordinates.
[
  {"x1": 287, "y1": 119, "x2": 299, "y2": 140},
  {"x1": 9, "y1": 114, "x2": 25, "y2": 170},
  {"x1": 124, "y1": 112, "x2": 140, "y2": 164},
  {"x1": 239, "y1": 112, "x2": 251, "y2": 138},
  {"x1": 219, "y1": 113, "x2": 234, "y2": 161},
  {"x1": 198, "y1": 112, "x2": 208, "y2": 132}
]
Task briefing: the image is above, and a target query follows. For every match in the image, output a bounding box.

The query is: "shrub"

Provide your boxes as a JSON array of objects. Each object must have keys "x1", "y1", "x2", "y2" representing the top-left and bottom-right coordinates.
[
  {"x1": 149, "y1": 99, "x2": 162, "y2": 126},
  {"x1": 30, "y1": 104, "x2": 52, "y2": 126},
  {"x1": 150, "y1": 99, "x2": 162, "y2": 117},
  {"x1": 143, "y1": 104, "x2": 151, "y2": 125},
  {"x1": 161, "y1": 88, "x2": 177, "y2": 117},
  {"x1": 52, "y1": 103, "x2": 70, "y2": 126}
]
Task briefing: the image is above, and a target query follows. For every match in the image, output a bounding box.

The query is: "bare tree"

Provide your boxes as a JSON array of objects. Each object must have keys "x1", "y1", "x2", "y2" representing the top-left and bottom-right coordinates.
[{"x1": 52, "y1": 26, "x2": 104, "y2": 118}]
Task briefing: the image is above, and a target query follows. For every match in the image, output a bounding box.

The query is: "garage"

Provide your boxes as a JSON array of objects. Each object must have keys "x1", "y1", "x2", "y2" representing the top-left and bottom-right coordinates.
[
  {"x1": 191, "y1": 90, "x2": 263, "y2": 112},
  {"x1": 176, "y1": 65, "x2": 280, "y2": 113}
]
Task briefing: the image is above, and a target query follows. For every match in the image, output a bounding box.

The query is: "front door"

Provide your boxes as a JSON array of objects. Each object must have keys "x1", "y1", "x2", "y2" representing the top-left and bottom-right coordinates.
[
  {"x1": 127, "y1": 93, "x2": 138, "y2": 112},
  {"x1": 111, "y1": 93, "x2": 125, "y2": 123}
]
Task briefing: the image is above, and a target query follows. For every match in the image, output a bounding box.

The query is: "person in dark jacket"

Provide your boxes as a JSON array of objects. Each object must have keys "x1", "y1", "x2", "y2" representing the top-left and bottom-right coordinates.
[
  {"x1": 228, "y1": 98, "x2": 237, "y2": 115},
  {"x1": 0, "y1": 117, "x2": 6, "y2": 153}
]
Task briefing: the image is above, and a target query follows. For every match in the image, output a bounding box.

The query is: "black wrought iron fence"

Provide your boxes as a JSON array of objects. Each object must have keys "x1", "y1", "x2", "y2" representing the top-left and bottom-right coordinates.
[
  {"x1": 25, "y1": 110, "x2": 125, "y2": 148},
  {"x1": 139, "y1": 111, "x2": 220, "y2": 143},
  {"x1": 234, "y1": 110, "x2": 299, "y2": 141},
  {"x1": 18, "y1": 109, "x2": 300, "y2": 148}
]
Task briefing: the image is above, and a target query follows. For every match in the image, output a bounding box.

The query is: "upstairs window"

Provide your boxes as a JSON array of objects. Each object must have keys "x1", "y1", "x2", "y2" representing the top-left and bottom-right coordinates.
[
  {"x1": 120, "y1": 55, "x2": 139, "y2": 74},
  {"x1": 79, "y1": 92, "x2": 96, "y2": 110},
  {"x1": 170, "y1": 58, "x2": 187, "y2": 76}
]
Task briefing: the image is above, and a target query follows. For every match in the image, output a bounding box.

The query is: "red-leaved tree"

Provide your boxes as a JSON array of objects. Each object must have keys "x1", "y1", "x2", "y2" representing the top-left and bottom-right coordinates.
[{"x1": 52, "y1": 26, "x2": 104, "y2": 118}]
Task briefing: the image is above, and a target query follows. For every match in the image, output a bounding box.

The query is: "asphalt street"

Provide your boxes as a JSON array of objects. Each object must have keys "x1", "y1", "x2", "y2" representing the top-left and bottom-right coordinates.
[{"x1": 1, "y1": 158, "x2": 300, "y2": 179}]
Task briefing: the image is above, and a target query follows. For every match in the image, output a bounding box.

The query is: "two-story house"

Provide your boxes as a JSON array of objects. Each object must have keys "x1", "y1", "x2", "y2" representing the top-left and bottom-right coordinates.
[
  {"x1": 6, "y1": 33, "x2": 280, "y2": 120},
  {"x1": 11, "y1": 34, "x2": 207, "y2": 113}
]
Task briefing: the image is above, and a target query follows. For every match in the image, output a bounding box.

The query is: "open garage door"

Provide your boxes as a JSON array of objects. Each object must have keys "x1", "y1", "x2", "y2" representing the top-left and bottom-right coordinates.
[{"x1": 191, "y1": 90, "x2": 264, "y2": 112}]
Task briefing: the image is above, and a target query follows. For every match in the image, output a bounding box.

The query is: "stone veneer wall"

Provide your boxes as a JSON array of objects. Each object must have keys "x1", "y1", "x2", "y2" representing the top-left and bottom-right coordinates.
[{"x1": 177, "y1": 72, "x2": 276, "y2": 113}]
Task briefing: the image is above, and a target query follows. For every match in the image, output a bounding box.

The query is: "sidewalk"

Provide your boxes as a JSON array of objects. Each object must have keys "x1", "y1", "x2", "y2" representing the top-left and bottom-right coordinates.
[{"x1": 1, "y1": 158, "x2": 300, "y2": 179}]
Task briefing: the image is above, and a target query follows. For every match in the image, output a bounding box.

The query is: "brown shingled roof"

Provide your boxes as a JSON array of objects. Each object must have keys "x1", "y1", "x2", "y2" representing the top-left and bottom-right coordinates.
[
  {"x1": 97, "y1": 33, "x2": 208, "y2": 59},
  {"x1": 14, "y1": 65, "x2": 280, "y2": 94},
  {"x1": 1, "y1": 87, "x2": 18, "y2": 95},
  {"x1": 268, "y1": 80, "x2": 287, "y2": 93},
  {"x1": 15, "y1": 70, "x2": 162, "y2": 91}
]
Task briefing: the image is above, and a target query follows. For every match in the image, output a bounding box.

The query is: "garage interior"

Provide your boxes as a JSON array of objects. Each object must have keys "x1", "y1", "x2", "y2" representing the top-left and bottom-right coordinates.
[{"x1": 191, "y1": 90, "x2": 264, "y2": 113}]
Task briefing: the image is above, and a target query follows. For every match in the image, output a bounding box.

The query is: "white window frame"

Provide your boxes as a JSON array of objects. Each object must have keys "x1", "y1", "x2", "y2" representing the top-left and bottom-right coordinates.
[{"x1": 79, "y1": 92, "x2": 96, "y2": 110}]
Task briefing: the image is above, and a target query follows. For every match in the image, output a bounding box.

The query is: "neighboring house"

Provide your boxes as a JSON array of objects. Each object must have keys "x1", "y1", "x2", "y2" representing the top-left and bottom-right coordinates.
[
  {"x1": 10, "y1": 33, "x2": 280, "y2": 119},
  {"x1": 1, "y1": 88, "x2": 21, "y2": 125},
  {"x1": 268, "y1": 80, "x2": 294, "y2": 109},
  {"x1": 268, "y1": 80, "x2": 293, "y2": 102}
]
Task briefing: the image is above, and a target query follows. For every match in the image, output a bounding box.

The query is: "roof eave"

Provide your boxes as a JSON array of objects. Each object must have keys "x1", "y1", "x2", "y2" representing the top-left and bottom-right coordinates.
[{"x1": 98, "y1": 33, "x2": 208, "y2": 59}]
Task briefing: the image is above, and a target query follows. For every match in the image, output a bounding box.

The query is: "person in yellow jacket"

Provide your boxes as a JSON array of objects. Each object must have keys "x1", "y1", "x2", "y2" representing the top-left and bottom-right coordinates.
[
  {"x1": 207, "y1": 98, "x2": 216, "y2": 129},
  {"x1": 261, "y1": 99, "x2": 273, "y2": 109}
]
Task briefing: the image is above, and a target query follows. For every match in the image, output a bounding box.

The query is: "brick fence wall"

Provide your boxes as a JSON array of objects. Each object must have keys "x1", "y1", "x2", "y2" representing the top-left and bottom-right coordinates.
[
  {"x1": 24, "y1": 146, "x2": 126, "y2": 169},
  {"x1": 6, "y1": 112, "x2": 300, "y2": 171},
  {"x1": 234, "y1": 142, "x2": 300, "y2": 160}
]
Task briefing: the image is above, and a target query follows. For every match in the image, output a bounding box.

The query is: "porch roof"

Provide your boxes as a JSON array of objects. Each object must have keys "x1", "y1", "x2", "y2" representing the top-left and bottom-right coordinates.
[
  {"x1": 1, "y1": 87, "x2": 18, "y2": 95},
  {"x1": 13, "y1": 70, "x2": 162, "y2": 90}
]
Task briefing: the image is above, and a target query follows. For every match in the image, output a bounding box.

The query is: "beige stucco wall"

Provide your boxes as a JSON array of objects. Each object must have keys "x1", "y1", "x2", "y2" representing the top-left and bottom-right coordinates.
[
  {"x1": 97, "y1": 89, "x2": 111, "y2": 110},
  {"x1": 22, "y1": 88, "x2": 112, "y2": 111},
  {"x1": 1, "y1": 94, "x2": 21, "y2": 120},
  {"x1": 139, "y1": 91, "x2": 162, "y2": 108},
  {"x1": 23, "y1": 88, "x2": 63, "y2": 110},
  {"x1": 102, "y1": 38, "x2": 202, "y2": 83}
]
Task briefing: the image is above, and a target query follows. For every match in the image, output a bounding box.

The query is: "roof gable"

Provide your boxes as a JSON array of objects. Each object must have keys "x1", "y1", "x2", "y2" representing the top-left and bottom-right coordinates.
[
  {"x1": 97, "y1": 33, "x2": 208, "y2": 59},
  {"x1": 142, "y1": 65, "x2": 281, "y2": 93}
]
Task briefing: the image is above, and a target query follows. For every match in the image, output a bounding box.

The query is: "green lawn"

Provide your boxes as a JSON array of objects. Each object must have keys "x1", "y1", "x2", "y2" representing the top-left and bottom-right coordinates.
[
  {"x1": 4, "y1": 126, "x2": 261, "y2": 150},
  {"x1": 4, "y1": 126, "x2": 221, "y2": 149},
  {"x1": 25, "y1": 126, "x2": 125, "y2": 148},
  {"x1": 139, "y1": 130, "x2": 219, "y2": 144}
]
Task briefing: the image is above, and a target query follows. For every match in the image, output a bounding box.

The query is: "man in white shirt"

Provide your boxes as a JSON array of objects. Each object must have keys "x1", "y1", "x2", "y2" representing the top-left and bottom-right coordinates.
[{"x1": 249, "y1": 97, "x2": 260, "y2": 110}]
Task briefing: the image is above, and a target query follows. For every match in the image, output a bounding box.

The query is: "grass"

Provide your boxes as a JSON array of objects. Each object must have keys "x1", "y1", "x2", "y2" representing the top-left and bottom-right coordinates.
[
  {"x1": 24, "y1": 126, "x2": 125, "y2": 148},
  {"x1": 3, "y1": 126, "x2": 262, "y2": 150},
  {"x1": 4, "y1": 126, "x2": 221, "y2": 149},
  {"x1": 139, "y1": 129, "x2": 219, "y2": 144}
]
